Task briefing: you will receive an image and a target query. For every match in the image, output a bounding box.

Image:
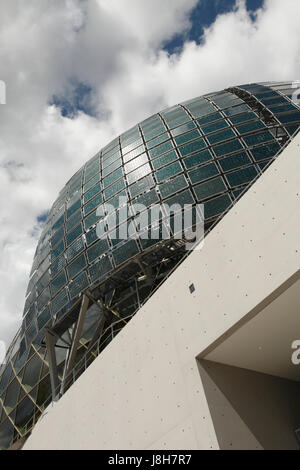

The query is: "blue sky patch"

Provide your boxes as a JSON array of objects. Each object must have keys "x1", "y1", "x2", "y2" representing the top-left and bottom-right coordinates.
[
  {"x1": 37, "y1": 212, "x2": 48, "y2": 224},
  {"x1": 50, "y1": 81, "x2": 95, "y2": 118},
  {"x1": 163, "y1": 0, "x2": 264, "y2": 55}
]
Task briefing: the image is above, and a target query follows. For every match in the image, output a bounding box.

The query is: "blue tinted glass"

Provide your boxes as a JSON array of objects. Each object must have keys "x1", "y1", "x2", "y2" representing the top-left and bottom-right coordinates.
[
  {"x1": 226, "y1": 166, "x2": 258, "y2": 188},
  {"x1": 188, "y1": 162, "x2": 219, "y2": 184},
  {"x1": 207, "y1": 128, "x2": 235, "y2": 145},
  {"x1": 155, "y1": 161, "x2": 183, "y2": 183},
  {"x1": 243, "y1": 131, "x2": 274, "y2": 146},
  {"x1": 183, "y1": 149, "x2": 212, "y2": 169},
  {"x1": 250, "y1": 141, "x2": 281, "y2": 161},
  {"x1": 213, "y1": 139, "x2": 244, "y2": 157},
  {"x1": 218, "y1": 151, "x2": 251, "y2": 171},
  {"x1": 178, "y1": 138, "x2": 206, "y2": 157},
  {"x1": 152, "y1": 150, "x2": 178, "y2": 170},
  {"x1": 201, "y1": 120, "x2": 228, "y2": 135},
  {"x1": 204, "y1": 194, "x2": 232, "y2": 218},
  {"x1": 194, "y1": 177, "x2": 226, "y2": 201},
  {"x1": 197, "y1": 112, "x2": 222, "y2": 126}
]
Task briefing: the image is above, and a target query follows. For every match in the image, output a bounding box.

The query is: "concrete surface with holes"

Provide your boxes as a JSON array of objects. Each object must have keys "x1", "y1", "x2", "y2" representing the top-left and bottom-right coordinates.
[{"x1": 23, "y1": 133, "x2": 300, "y2": 450}]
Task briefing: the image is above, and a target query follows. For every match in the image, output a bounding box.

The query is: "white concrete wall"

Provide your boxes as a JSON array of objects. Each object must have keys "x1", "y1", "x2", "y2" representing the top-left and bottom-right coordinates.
[{"x1": 24, "y1": 133, "x2": 300, "y2": 450}]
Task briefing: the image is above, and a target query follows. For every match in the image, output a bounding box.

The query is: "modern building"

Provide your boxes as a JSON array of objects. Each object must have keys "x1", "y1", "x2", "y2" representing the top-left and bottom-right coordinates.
[{"x1": 1, "y1": 82, "x2": 300, "y2": 450}]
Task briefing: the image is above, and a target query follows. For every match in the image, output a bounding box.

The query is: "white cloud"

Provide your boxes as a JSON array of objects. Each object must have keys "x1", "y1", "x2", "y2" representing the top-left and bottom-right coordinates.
[{"x1": 0, "y1": 0, "x2": 299, "y2": 347}]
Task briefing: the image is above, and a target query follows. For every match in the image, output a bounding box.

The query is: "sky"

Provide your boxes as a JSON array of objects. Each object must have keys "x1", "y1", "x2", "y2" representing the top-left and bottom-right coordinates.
[{"x1": 0, "y1": 0, "x2": 300, "y2": 349}]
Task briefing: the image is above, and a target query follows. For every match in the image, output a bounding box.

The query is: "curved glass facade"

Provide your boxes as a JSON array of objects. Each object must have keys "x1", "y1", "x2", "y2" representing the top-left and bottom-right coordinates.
[{"x1": 0, "y1": 81, "x2": 300, "y2": 449}]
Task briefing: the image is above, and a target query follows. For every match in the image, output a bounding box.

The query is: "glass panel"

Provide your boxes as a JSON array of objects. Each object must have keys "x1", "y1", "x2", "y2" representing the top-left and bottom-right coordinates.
[
  {"x1": 50, "y1": 226, "x2": 64, "y2": 248},
  {"x1": 66, "y1": 236, "x2": 84, "y2": 262},
  {"x1": 15, "y1": 396, "x2": 34, "y2": 434},
  {"x1": 268, "y1": 103, "x2": 297, "y2": 114},
  {"x1": 122, "y1": 139, "x2": 144, "y2": 157},
  {"x1": 143, "y1": 125, "x2": 166, "y2": 141},
  {"x1": 223, "y1": 104, "x2": 250, "y2": 116},
  {"x1": 243, "y1": 131, "x2": 274, "y2": 146},
  {"x1": 185, "y1": 103, "x2": 216, "y2": 118},
  {"x1": 0, "y1": 419, "x2": 14, "y2": 450},
  {"x1": 193, "y1": 176, "x2": 226, "y2": 201},
  {"x1": 218, "y1": 151, "x2": 251, "y2": 171},
  {"x1": 36, "y1": 375, "x2": 51, "y2": 409},
  {"x1": 188, "y1": 162, "x2": 219, "y2": 184},
  {"x1": 164, "y1": 189, "x2": 194, "y2": 208},
  {"x1": 174, "y1": 129, "x2": 201, "y2": 146},
  {"x1": 148, "y1": 140, "x2": 173, "y2": 159},
  {"x1": 37, "y1": 306, "x2": 51, "y2": 330},
  {"x1": 50, "y1": 270, "x2": 67, "y2": 296},
  {"x1": 66, "y1": 209, "x2": 82, "y2": 233},
  {"x1": 89, "y1": 256, "x2": 113, "y2": 283},
  {"x1": 183, "y1": 149, "x2": 212, "y2": 169},
  {"x1": 22, "y1": 354, "x2": 42, "y2": 391},
  {"x1": 159, "y1": 174, "x2": 188, "y2": 199},
  {"x1": 146, "y1": 132, "x2": 169, "y2": 149},
  {"x1": 123, "y1": 144, "x2": 145, "y2": 163},
  {"x1": 197, "y1": 111, "x2": 223, "y2": 126},
  {"x1": 102, "y1": 159, "x2": 121, "y2": 177},
  {"x1": 113, "y1": 239, "x2": 140, "y2": 266},
  {"x1": 102, "y1": 148, "x2": 121, "y2": 164},
  {"x1": 83, "y1": 183, "x2": 101, "y2": 203},
  {"x1": 104, "y1": 178, "x2": 126, "y2": 199},
  {"x1": 84, "y1": 209, "x2": 103, "y2": 231},
  {"x1": 3, "y1": 378, "x2": 20, "y2": 412},
  {"x1": 207, "y1": 128, "x2": 235, "y2": 145},
  {"x1": 52, "y1": 213, "x2": 64, "y2": 232},
  {"x1": 36, "y1": 270, "x2": 50, "y2": 296},
  {"x1": 230, "y1": 112, "x2": 258, "y2": 124},
  {"x1": 201, "y1": 119, "x2": 228, "y2": 135},
  {"x1": 105, "y1": 190, "x2": 127, "y2": 213},
  {"x1": 204, "y1": 194, "x2": 232, "y2": 218},
  {"x1": 276, "y1": 111, "x2": 300, "y2": 124},
  {"x1": 85, "y1": 226, "x2": 99, "y2": 247},
  {"x1": 155, "y1": 161, "x2": 183, "y2": 183},
  {"x1": 152, "y1": 150, "x2": 178, "y2": 170},
  {"x1": 170, "y1": 121, "x2": 196, "y2": 137},
  {"x1": 69, "y1": 271, "x2": 89, "y2": 300},
  {"x1": 36, "y1": 287, "x2": 50, "y2": 312},
  {"x1": 83, "y1": 173, "x2": 100, "y2": 192},
  {"x1": 125, "y1": 153, "x2": 149, "y2": 174},
  {"x1": 236, "y1": 120, "x2": 266, "y2": 134},
  {"x1": 129, "y1": 175, "x2": 155, "y2": 198},
  {"x1": 102, "y1": 153, "x2": 122, "y2": 169},
  {"x1": 66, "y1": 198, "x2": 81, "y2": 220},
  {"x1": 51, "y1": 287, "x2": 69, "y2": 315},
  {"x1": 87, "y1": 238, "x2": 110, "y2": 263},
  {"x1": 178, "y1": 137, "x2": 206, "y2": 157},
  {"x1": 250, "y1": 141, "x2": 281, "y2": 161},
  {"x1": 212, "y1": 139, "x2": 244, "y2": 157},
  {"x1": 126, "y1": 164, "x2": 151, "y2": 185},
  {"x1": 66, "y1": 223, "x2": 83, "y2": 247},
  {"x1": 226, "y1": 166, "x2": 258, "y2": 188},
  {"x1": 67, "y1": 253, "x2": 87, "y2": 280},
  {"x1": 133, "y1": 189, "x2": 159, "y2": 209},
  {"x1": 50, "y1": 254, "x2": 65, "y2": 278},
  {"x1": 103, "y1": 168, "x2": 123, "y2": 189},
  {"x1": 83, "y1": 193, "x2": 102, "y2": 215},
  {"x1": 260, "y1": 96, "x2": 288, "y2": 106}
]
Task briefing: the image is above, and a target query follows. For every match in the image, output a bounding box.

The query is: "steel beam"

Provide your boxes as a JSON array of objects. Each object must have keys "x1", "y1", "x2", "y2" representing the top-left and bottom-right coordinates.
[
  {"x1": 65, "y1": 294, "x2": 89, "y2": 378},
  {"x1": 45, "y1": 330, "x2": 60, "y2": 402}
]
